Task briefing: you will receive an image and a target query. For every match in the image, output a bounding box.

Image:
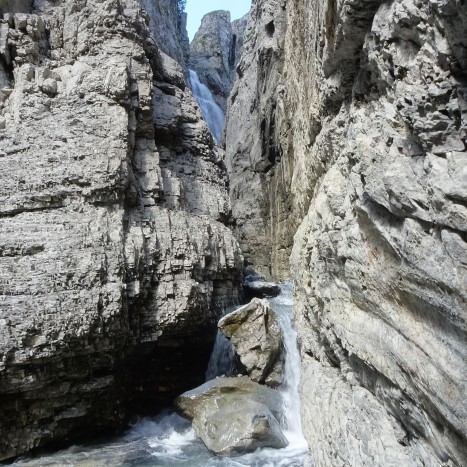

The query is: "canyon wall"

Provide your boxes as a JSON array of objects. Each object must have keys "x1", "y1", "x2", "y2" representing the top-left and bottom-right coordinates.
[
  {"x1": 189, "y1": 10, "x2": 247, "y2": 112},
  {"x1": 0, "y1": 0, "x2": 242, "y2": 460},
  {"x1": 225, "y1": 0, "x2": 467, "y2": 465}
]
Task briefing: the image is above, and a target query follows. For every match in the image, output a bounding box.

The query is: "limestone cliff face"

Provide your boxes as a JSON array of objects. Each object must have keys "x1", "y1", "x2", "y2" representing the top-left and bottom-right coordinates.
[
  {"x1": 225, "y1": 0, "x2": 467, "y2": 465},
  {"x1": 189, "y1": 10, "x2": 247, "y2": 112},
  {"x1": 225, "y1": 0, "x2": 289, "y2": 279},
  {"x1": 0, "y1": 0, "x2": 242, "y2": 460}
]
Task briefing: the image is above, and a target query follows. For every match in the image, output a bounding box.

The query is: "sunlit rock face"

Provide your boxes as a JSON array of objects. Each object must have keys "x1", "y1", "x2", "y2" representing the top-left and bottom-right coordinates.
[
  {"x1": 189, "y1": 10, "x2": 247, "y2": 113},
  {"x1": 0, "y1": 0, "x2": 243, "y2": 460},
  {"x1": 225, "y1": 0, "x2": 467, "y2": 465}
]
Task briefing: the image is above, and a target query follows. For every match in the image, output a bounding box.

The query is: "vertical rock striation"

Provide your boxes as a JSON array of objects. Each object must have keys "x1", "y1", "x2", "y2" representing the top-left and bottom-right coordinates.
[
  {"x1": 189, "y1": 10, "x2": 248, "y2": 112},
  {"x1": 225, "y1": 0, "x2": 289, "y2": 279},
  {"x1": 225, "y1": 0, "x2": 467, "y2": 465},
  {"x1": 0, "y1": 0, "x2": 242, "y2": 460}
]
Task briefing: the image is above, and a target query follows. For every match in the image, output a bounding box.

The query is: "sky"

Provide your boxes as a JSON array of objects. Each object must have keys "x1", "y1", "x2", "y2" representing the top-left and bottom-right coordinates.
[{"x1": 185, "y1": 0, "x2": 252, "y2": 41}]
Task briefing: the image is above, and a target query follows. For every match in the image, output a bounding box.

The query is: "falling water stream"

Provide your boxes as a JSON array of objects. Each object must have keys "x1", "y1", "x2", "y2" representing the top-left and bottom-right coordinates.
[
  {"x1": 189, "y1": 69, "x2": 225, "y2": 143},
  {"x1": 13, "y1": 283, "x2": 309, "y2": 467}
]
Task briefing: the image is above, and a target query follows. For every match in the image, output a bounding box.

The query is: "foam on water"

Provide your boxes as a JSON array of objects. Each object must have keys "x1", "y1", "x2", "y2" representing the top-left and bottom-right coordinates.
[
  {"x1": 13, "y1": 282, "x2": 310, "y2": 466},
  {"x1": 272, "y1": 281, "x2": 308, "y2": 450}
]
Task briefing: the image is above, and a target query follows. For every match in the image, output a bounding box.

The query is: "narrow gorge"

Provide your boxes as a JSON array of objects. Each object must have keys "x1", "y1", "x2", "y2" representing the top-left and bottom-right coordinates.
[{"x1": 0, "y1": 0, "x2": 466, "y2": 466}]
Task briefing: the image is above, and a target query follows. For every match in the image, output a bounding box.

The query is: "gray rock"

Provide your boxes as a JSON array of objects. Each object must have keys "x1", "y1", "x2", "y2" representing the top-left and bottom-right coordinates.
[
  {"x1": 39, "y1": 77, "x2": 57, "y2": 96},
  {"x1": 225, "y1": 0, "x2": 467, "y2": 465},
  {"x1": 224, "y1": 0, "x2": 289, "y2": 279},
  {"x1": 174, "y1": 376, "x2": 288, "y2": 455},
  {"x1": 0, "y1": 0, "x2": 242, "y2": 461},
  {"x1": 219, "y1": 298, "x2": 283, "y2": 387},
  {"x1": 244, "y1": 279, "x2": 281, "y2": 299},
  {"x1": 189, "y1": 10, "x2": 248, "y2": 112}
]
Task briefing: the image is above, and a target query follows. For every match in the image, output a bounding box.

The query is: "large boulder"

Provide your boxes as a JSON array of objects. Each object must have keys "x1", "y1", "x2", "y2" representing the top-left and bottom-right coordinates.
[
  {"x1": 174, "y1": 376, "x2": 287, "y2": 455},
  {"x1": 219, "y1": 298, "x2": 283, "y2": 387}
]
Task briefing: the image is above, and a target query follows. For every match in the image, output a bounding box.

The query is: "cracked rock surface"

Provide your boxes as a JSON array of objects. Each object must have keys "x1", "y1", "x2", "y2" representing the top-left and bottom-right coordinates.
[
  {"x1": 0, "y1": 0, "x2": 242, "y2": 460},
  {"x1": 225, "y1": 0, "x2": 467, "y2": 465},
  {"x1": 219, "y1": 298, "x2": 283, "y2": 387}
]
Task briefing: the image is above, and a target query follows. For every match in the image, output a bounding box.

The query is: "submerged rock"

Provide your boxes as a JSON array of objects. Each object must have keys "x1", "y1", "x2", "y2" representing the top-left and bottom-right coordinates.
[
  {"x1": 219, "y1": 298, "x2": 283, "y2": 387},
  {"x1": 174, "y1": 376, "x2": 287, "y2": 455}
]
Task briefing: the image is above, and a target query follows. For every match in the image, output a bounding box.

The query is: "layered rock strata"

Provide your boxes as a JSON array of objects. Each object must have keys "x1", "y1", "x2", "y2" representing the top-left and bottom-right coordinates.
[
  {"x1": 225, "y1": 0, "x2": 289, "y2": 279},
  {"x1": 225, "y1": 0, "x2": 467, "y2": 465},
  {"x1": 0, "y1": 0, "x2": 242, "y2": 460},
  {"x1": 189, "y1": 10, "x2": 248, "y2": 112}
]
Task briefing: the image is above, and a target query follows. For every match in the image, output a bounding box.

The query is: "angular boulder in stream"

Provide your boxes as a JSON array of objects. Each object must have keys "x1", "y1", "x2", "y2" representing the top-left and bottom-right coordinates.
[
  {"x1": 219, "y1": 298, "x2": 283, "y2": 387},
  {"x1": 174, "y1": 376, "x2": 287, "y2": 455}
]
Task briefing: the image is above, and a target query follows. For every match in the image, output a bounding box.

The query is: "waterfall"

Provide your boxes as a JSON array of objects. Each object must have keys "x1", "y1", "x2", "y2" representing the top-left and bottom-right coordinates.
[
  {"x1": 271, "y1": 282, "x2": 308, "y2": 448},
  {"x1": 205, "y1": 321, "x2": 236, "y2": 380},
  {"x1": 205, "y1": 281, "x2": 308, "y2": 449},
  {"x1": 15, "y1": 283, "x2": 309, "y2": 466},
  {"x1": 189, "y1": 69, "x2": 225, "y2": 143}
]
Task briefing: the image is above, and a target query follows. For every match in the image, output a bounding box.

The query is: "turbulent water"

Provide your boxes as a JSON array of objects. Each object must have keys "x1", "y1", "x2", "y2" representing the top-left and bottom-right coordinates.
[
  {"x1": 14, "y1": 283, "x2": 309, "y2": 467},
  {"x1": 189, "y1": 69, "x2": 225, "y2": 143}
]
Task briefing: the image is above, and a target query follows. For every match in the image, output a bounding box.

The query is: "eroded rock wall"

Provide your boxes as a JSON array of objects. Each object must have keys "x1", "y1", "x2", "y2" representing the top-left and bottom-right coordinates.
[
  {"x1": 225, "y1": 0, "x2": 467, "y2": 465},
  {"x1": 189, "y1": 10, "x2": 248, "y2": 112},
  {"x1": 0, "y1": 0, "x2": 242, "y2": 460},
  {"x1": 225, "y1": 0, "x2": 289, "y2": 279}
]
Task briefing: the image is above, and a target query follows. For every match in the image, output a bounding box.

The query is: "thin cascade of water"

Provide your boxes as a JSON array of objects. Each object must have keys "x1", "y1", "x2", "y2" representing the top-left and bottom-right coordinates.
[
  {"x1": 189, "y1": 69, "x2": 225, "y2": 143},
  {"x1": 205, "y1": 302, "x2": 241, "y2": 380},
  {"x1": 271, "y1": 282, "x2": 308, "y2": 448},
  {"x1": 205, "y1": 326, "x2": 236, "y2": 380}
]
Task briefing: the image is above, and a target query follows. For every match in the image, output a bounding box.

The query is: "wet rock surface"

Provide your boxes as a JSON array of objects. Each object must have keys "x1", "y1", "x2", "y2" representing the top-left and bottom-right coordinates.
[
  {"x1": 226, "y1": 0, "x2": 467, "y2": 465},
  {"x1": 219, "y1": 298, "x2": 283, "y2": 387},
  {"x1": 243, "y1": 280, "x2": 281, "y2": 299},
  {"x1": 174, "y1": 376, "x2": 287, "y2": 455}
]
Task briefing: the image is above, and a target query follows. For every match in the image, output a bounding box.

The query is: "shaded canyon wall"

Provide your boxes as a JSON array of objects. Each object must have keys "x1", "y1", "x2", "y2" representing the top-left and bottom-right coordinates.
[{"x1": 225, "y1": 0, "x2": 467, "y2": 465}]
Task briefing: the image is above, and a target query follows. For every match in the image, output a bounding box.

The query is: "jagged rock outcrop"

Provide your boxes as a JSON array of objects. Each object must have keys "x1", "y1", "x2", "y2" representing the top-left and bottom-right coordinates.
[
  {"x1": 0, "y1": 0, "x2": 243, "y2": 461},
  {"x1": 231, "y1": 14, "x2": 248, "y2": 82},
  {"x1": 225, "y1": 0, "x2": 467, "y2": 465},
  {"x1": 189, "y1": 10, "x2": 247, "y2": 112},
  {"x1": 174, "y1": 376, "x2": 287, "y2": 454},
  {"x1": 219, "y1": 298, "x2": 283, "y2": 387},
  {"x1": 225, "y1": 0, "x2": 289, "y2": 279}
]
